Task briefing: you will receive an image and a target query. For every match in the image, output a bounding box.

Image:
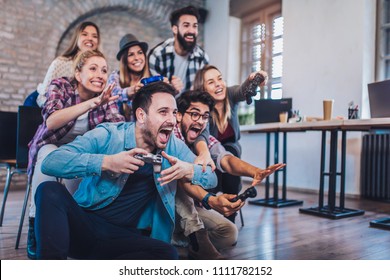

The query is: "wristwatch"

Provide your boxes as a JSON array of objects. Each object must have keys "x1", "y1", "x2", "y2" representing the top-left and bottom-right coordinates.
[{"x1": 201, "y1": 193, "x2": 215, "y2": 210}]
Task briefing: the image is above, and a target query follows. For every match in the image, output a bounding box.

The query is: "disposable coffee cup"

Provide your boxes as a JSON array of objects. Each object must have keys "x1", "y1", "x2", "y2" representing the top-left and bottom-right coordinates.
[
  {"x1": 323, "y1": 99, "x2": 334, "y2": 120},
  {"x1": 279, "y1": 111, "x2": 288, "y2": 123}
]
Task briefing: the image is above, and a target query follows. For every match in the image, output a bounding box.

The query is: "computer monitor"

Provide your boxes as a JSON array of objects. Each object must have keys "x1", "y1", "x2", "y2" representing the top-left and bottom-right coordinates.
[
  {"x1": 254, "y1": 98, "x2": 293, "y2": 124},
  {"x1": 368, "y1": 79, "x2": 390, "y2": 118}
]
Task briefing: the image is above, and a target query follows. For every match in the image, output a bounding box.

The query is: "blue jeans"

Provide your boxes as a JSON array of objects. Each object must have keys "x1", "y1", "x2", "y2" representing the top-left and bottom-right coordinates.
[{"x1": 35, "y1": 181, "x2": 178, "y2": 260}]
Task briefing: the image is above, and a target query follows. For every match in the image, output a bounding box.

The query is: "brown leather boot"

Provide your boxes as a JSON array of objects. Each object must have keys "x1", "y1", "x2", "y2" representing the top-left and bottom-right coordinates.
[{"x1": 188, "y1": 228, "x2": 226, "y2": 260}]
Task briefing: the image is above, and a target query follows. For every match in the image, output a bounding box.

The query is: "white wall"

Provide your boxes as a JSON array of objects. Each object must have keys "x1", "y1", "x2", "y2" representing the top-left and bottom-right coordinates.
[
  {"x1": 204, "y1": 0, "x2": 230, "y2": 77},
  {"x1": 240, "y1": 0, "x2": 376, "y2": 195},
  {"x1": 204, "y1": 0, "x2": 376, "y2": 195}
]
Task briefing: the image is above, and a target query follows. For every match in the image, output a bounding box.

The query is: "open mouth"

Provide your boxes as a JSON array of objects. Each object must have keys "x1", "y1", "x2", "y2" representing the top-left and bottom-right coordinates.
[
  {"x1": 91, "y1": 81, "x2": 104, "y2": 88},
  {"x1": 158, "y1": 126, "x2": 173, "y2": 144},
  {"x1": 215, "y1": 88, "x2": 223, "y2": 95},
  {"x1": 188, "y1": 126, "x2": 202, "y2": 139},
  {"x1": 184, "y1": 34, "x2": 195, "y2": 41}
]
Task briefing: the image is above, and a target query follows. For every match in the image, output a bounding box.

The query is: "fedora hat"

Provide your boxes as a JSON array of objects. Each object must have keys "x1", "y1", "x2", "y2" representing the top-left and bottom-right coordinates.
[{"x1": 116, "y1": 34, "x2": 148, "y2": 60}]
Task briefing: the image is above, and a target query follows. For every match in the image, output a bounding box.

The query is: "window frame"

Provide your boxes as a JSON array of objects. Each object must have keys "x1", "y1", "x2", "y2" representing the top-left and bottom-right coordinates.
[
  {"x1": 240, "y1": 2, "x2": 282, "y2": 99},
  {"x1": 376, "y1": 0, "x2": 390, "y2": 80}
]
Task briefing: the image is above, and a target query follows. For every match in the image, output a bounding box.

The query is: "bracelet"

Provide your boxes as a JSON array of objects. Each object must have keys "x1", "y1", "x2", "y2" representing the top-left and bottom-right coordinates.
[{"x1": 201, "y1": 192, "x2": 216, "y2": 210}]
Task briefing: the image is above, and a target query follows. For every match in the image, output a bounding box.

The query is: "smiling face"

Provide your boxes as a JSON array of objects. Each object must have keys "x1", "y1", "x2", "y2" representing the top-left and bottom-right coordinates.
[
  {"x1": 203, "y1": 68, "x2": 227, "y2": 103},
  {"x1": 173, "y1": 14, "x2": 198, "y2": 52},
  {"x1": 75, "y1": 56, "x2": 108, "y2": 96},
  {"x1": 77, "y1": 25, "x2": 99, "y2": 52},
  {"x1": 127, "y1": 45, "x2": 146, "y2": 74},
  {"x1": 139, "y1": 92, "x2": 178, "y2": 150},
  {"x1": 177, "y1": 101, "x2": 210, "y2": 145}
]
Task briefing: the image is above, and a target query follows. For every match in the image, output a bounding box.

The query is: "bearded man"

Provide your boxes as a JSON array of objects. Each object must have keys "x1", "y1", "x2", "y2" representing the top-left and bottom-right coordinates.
[{"x1": 148, "y1": 5, "x2": 209, "y2": 94}]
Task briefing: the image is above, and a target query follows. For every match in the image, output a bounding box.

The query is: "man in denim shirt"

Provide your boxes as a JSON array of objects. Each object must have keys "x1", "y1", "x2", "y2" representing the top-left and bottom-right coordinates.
[{"x1": 35, "y1": 82, "x2": 239, "y2": 260}]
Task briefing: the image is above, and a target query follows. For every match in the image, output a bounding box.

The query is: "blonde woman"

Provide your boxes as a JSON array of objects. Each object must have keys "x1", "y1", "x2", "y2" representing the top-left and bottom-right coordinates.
[{"x1": 27, "y1": 50, "x2": 124, "y2": 259}]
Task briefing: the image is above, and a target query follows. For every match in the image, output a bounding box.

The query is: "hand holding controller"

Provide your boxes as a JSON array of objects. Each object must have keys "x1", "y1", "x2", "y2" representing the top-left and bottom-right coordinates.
[
  {"x1": 134, "y1": 153, "x2": 163, "y2": 173},
  {"x1": 244, "y1": 73, "x2": 265, "y2": 105},
  {"x1": 140, "y1": 75, "x2": 164, "y2": 86},
  {"x1": 230, "y1": 186, "x2": 257, "y2": 202}
]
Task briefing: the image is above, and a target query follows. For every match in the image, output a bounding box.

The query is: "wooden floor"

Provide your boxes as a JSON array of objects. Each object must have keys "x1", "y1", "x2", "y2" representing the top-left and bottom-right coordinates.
[{"x1": 1, "y1": 186, "x2": 390, "y2": 260}]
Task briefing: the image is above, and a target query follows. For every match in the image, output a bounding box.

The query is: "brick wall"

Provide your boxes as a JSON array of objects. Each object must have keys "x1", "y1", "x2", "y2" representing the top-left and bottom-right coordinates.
[{"x1": 0, "y1": 0, "x2": 205, "y2": 190}]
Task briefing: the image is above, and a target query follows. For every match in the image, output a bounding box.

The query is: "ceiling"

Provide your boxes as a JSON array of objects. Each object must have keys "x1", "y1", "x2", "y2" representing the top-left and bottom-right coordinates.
[{"x1": 229, "y1": 0, "x2": 281, "y2": 18}]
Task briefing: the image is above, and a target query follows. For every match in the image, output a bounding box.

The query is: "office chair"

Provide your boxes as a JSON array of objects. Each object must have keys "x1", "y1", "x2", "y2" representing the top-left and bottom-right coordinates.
[
  {"x1": 0, "y1": 111, "x2": 17, "y2": 226},
  {"x1": 15, "y1": 106, "x2": 42, "y2": 249},
  {"x1": 0, "y1": 106, "x2": 42, "y2": 249}
]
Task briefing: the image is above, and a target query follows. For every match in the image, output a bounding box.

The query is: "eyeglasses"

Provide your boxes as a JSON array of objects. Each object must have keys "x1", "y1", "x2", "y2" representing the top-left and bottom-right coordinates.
[{"x1": 185, "y1": 111, "x2": 210, "y2": 122}]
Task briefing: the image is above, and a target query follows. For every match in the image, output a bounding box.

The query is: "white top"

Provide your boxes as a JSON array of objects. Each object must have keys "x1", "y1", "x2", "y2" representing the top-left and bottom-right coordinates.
[
  {"x1": 36, "y1": 56, "x2": 74, "y2": 107},
  {"x1": 173, "y1": 50, "x2": 189, "y2": 89},
  {"x1": 57, "y1": 111, "x2": 89, "y2": 145}
]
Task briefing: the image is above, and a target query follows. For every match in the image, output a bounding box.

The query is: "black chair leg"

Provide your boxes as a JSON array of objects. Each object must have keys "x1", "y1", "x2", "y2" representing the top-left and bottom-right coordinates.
[
  {"x1": 239, "y1": 209, "x2": 244, "y2": 227},
  {"x1": 15, "y1": 178, "x2": 31, "y2": 249},
  {"x1": 0, "y1": 165, "x2": 13, "y2": 226}
]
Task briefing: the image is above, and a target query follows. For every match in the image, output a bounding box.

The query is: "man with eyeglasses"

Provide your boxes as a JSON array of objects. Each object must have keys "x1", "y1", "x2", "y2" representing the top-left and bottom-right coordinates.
[
  {"x1": 172, "y1": 90, "x2": 285, "y2": 259},
  {"x1": 34, "y1": 82, "x2": 239, "y2": 260}
]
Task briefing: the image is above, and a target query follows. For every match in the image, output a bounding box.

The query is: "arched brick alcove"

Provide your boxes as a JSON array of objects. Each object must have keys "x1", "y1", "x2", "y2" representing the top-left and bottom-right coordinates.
[
  {"x1": 0, "y1": 0, "x2": 204, "y2": 189},
  {"x1": 0, "y1": 0, "x2": 204, "y2": 111}
]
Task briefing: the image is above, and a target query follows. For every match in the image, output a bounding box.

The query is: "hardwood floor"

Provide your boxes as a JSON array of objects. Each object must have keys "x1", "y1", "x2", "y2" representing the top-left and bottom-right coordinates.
[{"x1": 1, "y1": 186, "x2": 390, "y2": 260}]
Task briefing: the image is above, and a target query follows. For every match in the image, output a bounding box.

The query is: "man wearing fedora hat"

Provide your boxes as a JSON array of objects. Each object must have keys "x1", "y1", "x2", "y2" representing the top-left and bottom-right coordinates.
[
  {"x1": 149, "y1": 5, "x2": 208, "y2": 94},
  {"x1": 108, "y1": 34, "x2": 151, "y2": 121}
]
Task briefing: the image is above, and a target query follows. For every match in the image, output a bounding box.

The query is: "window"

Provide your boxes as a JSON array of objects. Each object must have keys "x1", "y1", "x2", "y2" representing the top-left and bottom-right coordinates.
[
  {"x1": 377, "y1": 0, "x2": 390, "y2": 80},
  {"x1": 239, "y1": 3, "x2": 283, "y2": 124}
]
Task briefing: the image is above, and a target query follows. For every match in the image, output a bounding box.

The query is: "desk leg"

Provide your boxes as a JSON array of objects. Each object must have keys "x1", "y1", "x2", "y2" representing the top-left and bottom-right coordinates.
[
  {"x1": 265, "y1": 132, "x2": 270, "y2": 200},
  {"x1": 249, "y1": 131, "x2": 303, "y2": 208},
  {"x1": 282, "y1": 131, "x2": 287, "y2": 200},
  {"x1": 370, "y1": 218, "x2": 390, "y2": 230},
  {"x1": 319, "y1": 130, "x2": 326, "y2": 208},
  {"x1": 273, "y1": 132, "x2": 279, "y2": 201},
  {"x1": 327, "y1": 129, "x2": 338, "y2": 211},
  {"x1": 300, "y1": 130, "x2": 364, "y2": 219},
  {"x1": 340, "y1": 130, "x2": 346, "y2": 209}
]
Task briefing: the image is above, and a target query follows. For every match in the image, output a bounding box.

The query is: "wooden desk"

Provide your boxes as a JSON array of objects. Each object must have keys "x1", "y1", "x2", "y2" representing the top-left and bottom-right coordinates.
[{"x1": 242, "y1": 118, "x2": 390, "y2": 220}]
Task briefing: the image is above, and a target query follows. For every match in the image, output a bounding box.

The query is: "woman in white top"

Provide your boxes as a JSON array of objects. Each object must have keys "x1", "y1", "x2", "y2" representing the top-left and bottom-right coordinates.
[{"x1": 36, "y1": 21, "x2": 101, "y2": 107}]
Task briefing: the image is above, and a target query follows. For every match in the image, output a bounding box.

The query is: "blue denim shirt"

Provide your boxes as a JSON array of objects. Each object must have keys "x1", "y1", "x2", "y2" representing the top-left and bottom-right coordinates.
[{"x1": 42, "y1": 122, "x2": 217, "y2": 242}]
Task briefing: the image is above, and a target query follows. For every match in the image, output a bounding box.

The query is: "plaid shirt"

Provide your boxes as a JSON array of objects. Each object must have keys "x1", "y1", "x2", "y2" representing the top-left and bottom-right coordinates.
[
  {"x1": 107, "y1": 70, "x2": 136, "y2": 122},
  {"x1": 28, "y1": 77, "x2": 124, "y2": 176},
  {"x1": 148, "y1": 38, "x2": 209, "y2": 91}
]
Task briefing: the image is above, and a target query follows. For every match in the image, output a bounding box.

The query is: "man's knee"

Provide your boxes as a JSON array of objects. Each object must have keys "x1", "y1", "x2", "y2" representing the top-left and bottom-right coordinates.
[
  {"x1": 208, "y1": 220, "x2": 238, "y2": 249},
  {"x1": 35, "y1": 181, "x2": 67, "y2": 206}
]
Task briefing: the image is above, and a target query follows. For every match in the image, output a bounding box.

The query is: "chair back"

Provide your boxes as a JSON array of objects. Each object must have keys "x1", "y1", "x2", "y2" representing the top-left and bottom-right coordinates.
[
  {"x1": 0, "y1": 111, "x2": 17, "y2": 160},
  {"x1": 23, "y1": 90, "x2": 39, "y2": 107},
  {"x1": 16, "y1": 106, "x2": 43, "y2": 168}
]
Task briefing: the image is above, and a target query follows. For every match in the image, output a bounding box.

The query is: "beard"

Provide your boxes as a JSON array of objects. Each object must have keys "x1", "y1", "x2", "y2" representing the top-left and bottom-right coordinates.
[{"x1": 177, "y1": 32, "x2": 197, "y2": 52}]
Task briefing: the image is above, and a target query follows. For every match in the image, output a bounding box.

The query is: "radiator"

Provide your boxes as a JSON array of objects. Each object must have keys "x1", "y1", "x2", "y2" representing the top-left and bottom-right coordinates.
[{"x1": 361, "y1": 133, "x2": 390, "y2": 200}]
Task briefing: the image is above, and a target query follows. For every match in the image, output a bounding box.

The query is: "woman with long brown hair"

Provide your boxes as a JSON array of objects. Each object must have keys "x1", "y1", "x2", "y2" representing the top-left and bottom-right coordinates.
[
  {"x1": 36, "y1": 21, "x2": 101, "y2": 107},
  {"x1": 193, "y1": 65, "x2": 267, "y2": 223}
]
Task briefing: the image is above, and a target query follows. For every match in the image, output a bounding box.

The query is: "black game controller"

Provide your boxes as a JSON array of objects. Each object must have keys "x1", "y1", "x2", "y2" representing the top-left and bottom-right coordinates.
[
  {"x1": 244, "y1": 73, "x2": 265, "y2": 105},
  {"x1": 230, "y1": 186, "x2": 257, "y2": 202},
  {"x1": 134, "y1": 153, "x2": 163, "y2": 173},
  {"x1": 140, "y1": 75, "x2": 164, "y2": 85}
]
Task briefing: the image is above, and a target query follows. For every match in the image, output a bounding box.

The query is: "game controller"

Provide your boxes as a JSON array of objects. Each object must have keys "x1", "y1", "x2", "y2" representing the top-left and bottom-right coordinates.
[
  {"x1": 230, "y1": 186, "x2": 257, "y2": 202},
  {"x1": 134, "y1": 153, "x2": 163, "y2": 173},
  {"x1": 140, "y1": 75, "x2": 164, "y2": 85},
  {"x1": 244, "y1": 73, "x2": 265, "y2": 105}
]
